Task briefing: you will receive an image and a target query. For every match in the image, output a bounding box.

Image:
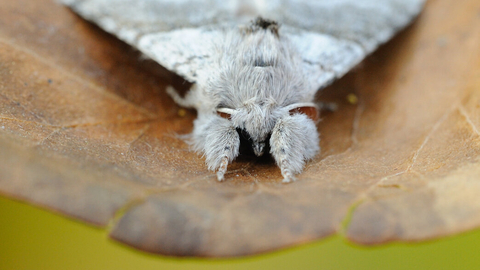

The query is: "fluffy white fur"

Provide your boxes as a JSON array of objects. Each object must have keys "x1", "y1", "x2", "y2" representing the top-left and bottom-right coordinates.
[{"x1": 169, "y1": 20, "x2": 320, "y2": 182}]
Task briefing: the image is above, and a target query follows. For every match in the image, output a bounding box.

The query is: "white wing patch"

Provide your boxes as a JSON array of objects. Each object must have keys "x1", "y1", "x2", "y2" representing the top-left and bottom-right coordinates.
[
  {"x1": 284, "y1": 28, "x2": 364, "y2": 94},
  {"x1": 62, "y1": 0, "x2": 237, "y2": 81},
  {"x1": 259, "y1": 0, "x2": 424, "y2": 52},
  {"x1": 138, "y1": 28, "x2": 222, "y2": 82},
  {"x1": 271, "y1": 0, "x2": 425, "y2": 92}
]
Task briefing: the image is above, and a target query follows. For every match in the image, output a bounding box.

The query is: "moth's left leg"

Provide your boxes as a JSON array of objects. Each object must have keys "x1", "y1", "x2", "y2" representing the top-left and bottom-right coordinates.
[
  {"x1": 190, "y1": 115, "x2": 240, "y2": 181},
  {"x1": 270, "y1": 114, "x2": 320, "y2": 183}
]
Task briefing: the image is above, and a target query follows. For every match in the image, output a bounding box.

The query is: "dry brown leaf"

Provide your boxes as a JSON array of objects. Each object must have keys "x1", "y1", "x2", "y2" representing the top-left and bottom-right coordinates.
[{"x1": 1, "y1": 0, "x2": 480, "y2": 257}]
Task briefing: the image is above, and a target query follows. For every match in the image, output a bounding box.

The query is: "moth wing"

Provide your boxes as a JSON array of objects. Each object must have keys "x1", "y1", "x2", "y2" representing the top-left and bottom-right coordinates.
[
  {"x1": 268, "y1": 0, "x2": 425, "y2": 93},
  {"x1": 281, "y1": 29, "x2": 365, "y2": 96},
  {"x1": 135, "y1": 28, "x2": 222, "y2": 82},
  {"x1": 62, "y1": 0, "x2": 241, "y2": 82},
  {"x1": 63, "y1": 0, "x2": 425, "y2": 88}
]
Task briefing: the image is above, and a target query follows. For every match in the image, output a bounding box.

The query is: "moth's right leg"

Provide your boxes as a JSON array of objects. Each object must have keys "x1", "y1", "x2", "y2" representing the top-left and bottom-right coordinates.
[
  {"x1": 166, "y1": 85, "x2": 198, "y2": 108},
  {"x1": 191, "y1": 114, "x2": 240, "y2": 181}
]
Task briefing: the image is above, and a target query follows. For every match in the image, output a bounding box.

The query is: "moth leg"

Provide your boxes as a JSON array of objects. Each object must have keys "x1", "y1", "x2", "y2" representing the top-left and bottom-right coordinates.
[
  {"x1": 279, "y1": 160, "x2": 295, "y2": 183},
  {"x1": 191, "y1": 115, "x2": 240, "y2": 181},
  {"x1": 166, "y1": 85, "x2": 197, "y2": 108},
  {"x1": 217, "y1": 156, "x2": 229, "y2": 181},
  {"x1": 270, "y1": 114, "x2": 319, "y2": 183},
  {"x1": 318, "y1": 101, "x2": 338, "y2": 112}
]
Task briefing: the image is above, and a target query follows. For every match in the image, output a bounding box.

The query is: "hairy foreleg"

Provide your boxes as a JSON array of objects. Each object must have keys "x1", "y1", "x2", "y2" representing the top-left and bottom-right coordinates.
[
  {"x1": 190, "y1": 115, "x2": 240, "y2": 181},
  {"x1": 270, "y1": 114, "x2": 319, "y2": 183}
]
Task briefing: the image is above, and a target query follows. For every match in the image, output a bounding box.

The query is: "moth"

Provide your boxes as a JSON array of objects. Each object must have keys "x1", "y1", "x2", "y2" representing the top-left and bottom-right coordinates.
[{"x1": 63, "y1": 0, "x2": 425, "y2": 182}]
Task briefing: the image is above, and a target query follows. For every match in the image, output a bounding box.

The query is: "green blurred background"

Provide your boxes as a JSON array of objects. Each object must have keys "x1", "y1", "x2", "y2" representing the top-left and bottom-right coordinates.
[{"x1": 0, "y1": 195, "x2": 479, "y2": 270}]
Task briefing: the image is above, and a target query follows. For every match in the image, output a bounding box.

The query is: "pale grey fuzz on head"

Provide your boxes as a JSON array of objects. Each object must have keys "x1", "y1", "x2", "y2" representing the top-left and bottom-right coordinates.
[{"x1": 62, "y1": 0, "x2": 425, "y2": 182}]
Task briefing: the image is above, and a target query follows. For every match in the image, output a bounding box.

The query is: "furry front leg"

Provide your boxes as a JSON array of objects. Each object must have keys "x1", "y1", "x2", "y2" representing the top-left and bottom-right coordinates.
[
  {"x1": 270, "y1": 114, "x2": 319, "y2": 183},
  {"x1": 191, "y1": 115, "x2": 240, "y2": 181}
]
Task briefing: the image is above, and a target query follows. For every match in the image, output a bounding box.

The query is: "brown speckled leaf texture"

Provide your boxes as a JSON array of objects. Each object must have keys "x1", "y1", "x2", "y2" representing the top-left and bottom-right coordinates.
[{"x1": 1, "y1": 0, "x2": 479, "y2": 257}]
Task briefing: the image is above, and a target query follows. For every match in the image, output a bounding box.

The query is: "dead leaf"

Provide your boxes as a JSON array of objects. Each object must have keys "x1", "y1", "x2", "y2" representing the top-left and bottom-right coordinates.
[{"x1": 1, "y1": 0, "x2": 480, "y2": 257}]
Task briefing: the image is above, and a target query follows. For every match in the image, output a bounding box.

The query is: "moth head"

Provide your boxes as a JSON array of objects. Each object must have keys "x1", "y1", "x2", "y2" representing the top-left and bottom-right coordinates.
[{"x1": 216, "y1": 103, "x2": 318, "y2": 156}]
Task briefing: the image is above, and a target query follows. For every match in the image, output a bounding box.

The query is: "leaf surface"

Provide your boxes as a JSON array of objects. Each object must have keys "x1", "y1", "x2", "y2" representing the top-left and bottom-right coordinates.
[{"x1": 0, "y1": 0, "x2": 479, "y2": 257}]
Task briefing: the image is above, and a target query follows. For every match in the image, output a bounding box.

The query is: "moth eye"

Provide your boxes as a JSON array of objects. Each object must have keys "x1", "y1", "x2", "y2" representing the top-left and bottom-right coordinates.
[
  {"x1": 217, "y1": 111, "x2": 231, "y2": 120},
  {"x1": 289, "y1": 106, "x2": 318, "y2": 122}
]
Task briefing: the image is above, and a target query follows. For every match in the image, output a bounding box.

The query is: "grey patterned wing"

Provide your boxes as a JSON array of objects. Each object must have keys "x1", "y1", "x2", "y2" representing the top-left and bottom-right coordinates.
[
  {"x1": 271, "y1": 0, "x2": 425, "y2": 93},
  {"x1": 63, "y1": 0, "x2": 425, "y2": 88},
  {"x1": 62, "y1": 0, "x2": 239, "y2": 82}
]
